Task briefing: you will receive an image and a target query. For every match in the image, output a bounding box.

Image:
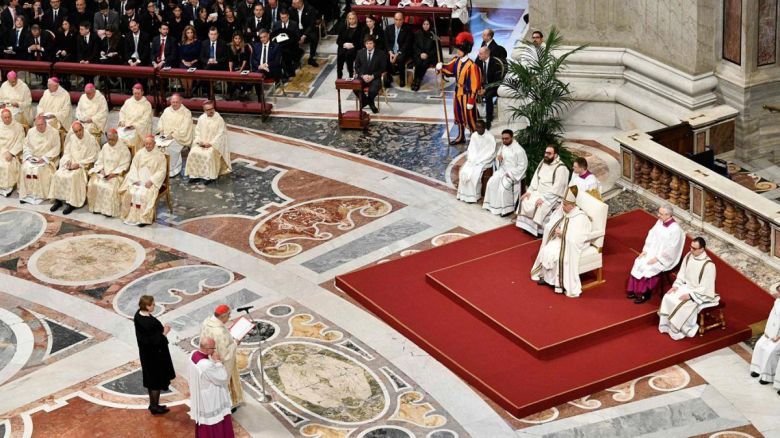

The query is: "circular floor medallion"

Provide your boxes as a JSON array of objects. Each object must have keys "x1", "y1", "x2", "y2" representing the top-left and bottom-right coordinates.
[
  {"x1": 0, "y1": 210, "x2": 46, "y2": 258},
  {"x1": 267, "y1": 304, "x2": 294, "y2": 317}
]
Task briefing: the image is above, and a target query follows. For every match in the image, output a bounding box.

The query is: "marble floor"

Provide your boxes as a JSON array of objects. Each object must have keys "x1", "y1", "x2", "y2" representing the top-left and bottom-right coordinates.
[{"x1": 2, "y1": 2, "x2": 780, "y2": 437}]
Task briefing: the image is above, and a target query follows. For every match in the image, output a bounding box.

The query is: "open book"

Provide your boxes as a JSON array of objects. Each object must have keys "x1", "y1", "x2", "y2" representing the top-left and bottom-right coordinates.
[{"x1": 228, "y1": 316, "x2": 254, "y2": 341}]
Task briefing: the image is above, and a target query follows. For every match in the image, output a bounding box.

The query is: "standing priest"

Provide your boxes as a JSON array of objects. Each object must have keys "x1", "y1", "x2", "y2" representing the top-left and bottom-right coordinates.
[
  {"x1": 49, "y1": 121, "x2": 99, "y2": 214},
  {"x1": 483, "y1": 129, "x2": 527, "y2": 215},
  {"x1": 0, "y1": 109, "x2": 24, "y2": 196},
  {"x1": 456, "y1": 120, "x2": 496, "y2": 203},
  {"x1": 119, "y1": 135, "x2": 166, "y2": 226},
  {"x1": 155, "y1": 93, "x2": 193, "y2": 177},
  {"x1": 185, "y1": 101, "x2": 230, "y2": 184},
  {"x1": 516, "y1": 144, "x2": 569, "y2": 236},
  {"x1": 18, "y1": 116, "x2": 61, "y2": 204}
]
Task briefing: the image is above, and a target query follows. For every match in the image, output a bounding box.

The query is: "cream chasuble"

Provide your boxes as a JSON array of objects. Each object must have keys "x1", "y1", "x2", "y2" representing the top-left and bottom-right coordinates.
[
  {"x1": 658, "y1": 251, "x2": 717, "y2": 340},
  {"x1": 200, "y1": 315, "x2": 244, "y2": 407},
  {"x1": 156, "y1": 105, "x2": 194, "y2": 176},
  {"x1": 0, "y1": 119, "x2": 25, "y2": 195},
  {"x1": 18, "y1": 126, "x2": 61, "y2": 203},
  {"x1": 76, "y1": 91, "x2": 109, "y2": 139},
  {"x1": 48, "y1": 131, "x2": 99, "y2": 207},
  {"x1": 751, "y1": 298, "x2": 780, "y2": 382},
  {"x1": 530, "y1": 206, "x2": 591, "y2": 297},
  {"x1": 118, "y1": 96, "x2": 153, "y2": 152},
  {"x1": 483, "y1": 140, "x2": 527, "y2": 215},
  {"x1": 185, "y1": 112, "x2": 231, "y2": 180},
  {"x1": 0, "y1": 80, "x2": 33, "y2": 127},
  {"x1": 630, "y1": 219, "x2": 685, "y2": 280},
  {"x1": 456, "y1": 130, "x2": 497, "y2": 203},
  {"x1": 87, "y1": 141, "x2": 131, "y2": 217},
  {"x1": 516, "y1": 157, "x2": 569, "y2": 236},
  {"x1": 119, "y1": 147, "x2": 166, "y2": 225},
  {"x1": 36, "y1": 87, "x2": 72, "y2": 130}
]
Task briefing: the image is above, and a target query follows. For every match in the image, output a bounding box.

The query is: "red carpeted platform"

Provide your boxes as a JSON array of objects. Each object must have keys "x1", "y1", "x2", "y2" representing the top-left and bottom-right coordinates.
[{"x1": 335, "y1": 210, "x2": 770, "y2": 418}]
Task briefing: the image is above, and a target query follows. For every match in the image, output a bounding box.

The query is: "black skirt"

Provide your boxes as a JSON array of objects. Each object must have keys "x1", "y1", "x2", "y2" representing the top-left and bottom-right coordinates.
[{"x1": 134, "y1": 311, "x2": 176, "y2": 390}]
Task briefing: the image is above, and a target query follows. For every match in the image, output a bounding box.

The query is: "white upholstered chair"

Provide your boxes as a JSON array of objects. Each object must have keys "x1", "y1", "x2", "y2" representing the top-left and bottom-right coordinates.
[{"x1": 576, "y1": 191, "x2": 609, "y2": 289}]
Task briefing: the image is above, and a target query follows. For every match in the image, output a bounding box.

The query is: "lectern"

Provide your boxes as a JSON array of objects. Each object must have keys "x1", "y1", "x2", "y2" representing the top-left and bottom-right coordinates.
[{"x1": 336, "y1": 79, "x2": 370, "y2": 130}]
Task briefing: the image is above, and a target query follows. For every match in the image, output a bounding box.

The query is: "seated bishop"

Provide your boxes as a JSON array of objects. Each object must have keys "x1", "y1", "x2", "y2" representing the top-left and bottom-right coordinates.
[
  {"x1": 483, "y1": 128, "x2": 527, "y2": 215},
  {"x1": 184, "y1": 101, "x2": 231, "y2": 184},
  {"x1": 87, "y1": 129, "x2": 132, "y2": 217},
  {"x1": 750, "y1": 292, "x2": 780, "y2": 385},
  {"x1": 49, "y1": 122, "x2": 100, "y2": 214},
  {"x1": 36, "y1": 77, "x2": 72, "y2": 133},
  {"x1": 119, "y1": 135, "x2": 167, "y2": 227},
  {"x1": 0, "y1": 109, "x2": 25, "y2": 196},
  {"x1": 456, "y1": 120, "x2": 497, "y2": 203},
  {"x1": 0, "y1": 71, "x2": 33, "y2": 128},
  {"x1": 530, "y1": 186, "x2": 592, "y2": 298},
  {"x1": 118, "y1": 84, "x2": 154, "y2": 154},
  {"x1": 516, "y1": 144, "x2": 569, "y2": 236},
  {"x1": 76, "y1": 84, "x2": 109, "y2": 146},
  {"x1": 658, "y1": 237, "x2": 717, "y2": 340},
  {"x1": 156, "y1": 93, "x2": 193, "y2": 177},
  {"x1": 18, "y1": 116, "x2": 61, "y2": 204}
]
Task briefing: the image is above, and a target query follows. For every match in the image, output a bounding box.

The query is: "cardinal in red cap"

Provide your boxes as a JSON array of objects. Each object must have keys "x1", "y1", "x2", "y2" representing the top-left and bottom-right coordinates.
[
  {"x1": 200, "y1": 303, "x2": 244, "y2": 408},
  {"x1": 436, "y1": 32, "x2": 482, "y2": 145}
]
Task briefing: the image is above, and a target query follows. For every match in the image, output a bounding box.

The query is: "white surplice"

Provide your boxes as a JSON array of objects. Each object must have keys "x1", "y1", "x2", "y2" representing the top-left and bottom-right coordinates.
[
  {"x1": 156, "y1": 105, "x2": 194, "y2": 177},
  {"x1": 456, "y1": 130, "x2": 497, "y2": 203},
  {"x1": 630, "y1": 219, "x2": 685, "y2": 280},
  {"x1": 516, "y1": 157, "x2": 569, "y2": 235},
  {"x1": 200, "y1": 315, "x2": 243, "y2": 406},
  {"x1": 482, "y1": 140, "x2": 527, "y2": 215},
  {"x1": 751, "y1": 298, "x2": 780, "y2": 381},
  {"x1": 569, "y1": 171, "x2": 601, "y2": 198},
  {"x1": 185, "y1": 112, "x2": 230, "y2": 180},
  {"x1": 0, "y1": 119, "x2": 25, "y2": 195},
  {"x1": 48, "y1": 131, "x2": 100, "y2": 207},
  {"x1": 36, "y1": 86, "x2": 72, "y2": 131},
  {"x1": 0, "y1": 80, "x2": 33, "y2": 126},
  {"x1": 186, "y1": 350, "x2": 233, "y2": 426},
  {"x1": 658, "y1": 251, "x2": 717, "y2": 340}
]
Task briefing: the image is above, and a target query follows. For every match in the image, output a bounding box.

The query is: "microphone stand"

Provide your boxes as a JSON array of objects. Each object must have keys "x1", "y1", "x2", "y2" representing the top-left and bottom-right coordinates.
[{"x1": 240, "y1": 307, "x2": 271, "y2": 403}]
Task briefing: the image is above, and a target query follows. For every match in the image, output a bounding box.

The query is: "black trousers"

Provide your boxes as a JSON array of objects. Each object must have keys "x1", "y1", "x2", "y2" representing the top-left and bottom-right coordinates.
[
  {"x1": 354, "y1": 76, "x2": 380, "y2": 106},
  {"x1": 336, "y1": 47, "x2": 357, "y2": 78},
  {"x1": 385, "y1": 52, "x2": 408, "y2": 85},
  {"x1": 483, "y1": 87, "x2": 498, "y2": 122},
  {"x1": 302, "y1": 30, "x2": 319, "y2": 60},
  {"x1": 412, "y1": 56, "x2": 434, "y2": 83}
]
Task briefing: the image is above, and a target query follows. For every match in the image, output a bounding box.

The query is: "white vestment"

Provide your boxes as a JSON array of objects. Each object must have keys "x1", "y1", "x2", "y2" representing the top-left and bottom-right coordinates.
[
  {"x1": 119, "y1": 147, "x2": 166, "y2": 225},
  {"x1": 483, "y1": 140, "x2": 527, "y2": 215},
  {"x1": 18, "y1": 126, "x2": 61, "y2": 204},
  {"x1": 630, "y1": 219, "x2": 685, "y2": 279},
  {"x1": 36, "y1": 86, "x2": 72, "y2": 130},
  {"x1": 185, "y1": 112, "x2": 231, "y2": 180},
  {"x1": 569, "y1": 171, "x2": 601, "y2": 198},
  {"x1": 751, "y1": 298, "x2": 780, "y2": 381},
  {"x1": 118, "y1": 96, "x2": 153, "y2": 152},
  {"x1": 186, "y1": 351, "x2": 232, "y2": 426},
  {"x1": 0, "y1": 80, "x2": 33, "y2": 126},
  {"x1": 156, "y1": 105, "x2": 194, "y2": 177},
  {"x1": 530, "y1": 206, "x2": 592, "y2": 297},
  {"x1": 436, "y1": 0, "x2": 468, "y2": 23},
  {"x1": 75, "y1": 91, "x2": 109, "y2": 141},
  {"x1": 200, "y1": 315, "x2": 243, "y2": 406},
  {"x1": 87, "y1": 141, "x2": 131, "y2": 216},
  {"x1": 456, "y1": 130, "x2": 497, "y2": 203},
  {"x1": 516, "y1": 158, "x2": 569, "y2": 236},
  {"x1": 658, "y1": 252, "x2": 717, "y2": 340},
  {"x1": 0, "y1": 119, "x2": 25, "y2": 195},
  {"x1": 48, "y1": 131, "x2": 100, "y2": 207}
]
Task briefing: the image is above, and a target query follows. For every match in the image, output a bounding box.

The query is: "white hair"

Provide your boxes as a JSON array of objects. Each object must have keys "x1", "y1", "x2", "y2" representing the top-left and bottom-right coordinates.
[{"x1": 659, "y1": 203, "x2": 674, "y2": 216}]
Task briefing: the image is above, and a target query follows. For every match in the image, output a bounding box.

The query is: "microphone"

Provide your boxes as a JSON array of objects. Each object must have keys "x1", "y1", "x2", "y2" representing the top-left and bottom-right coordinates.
[{"x1": 236, "y1": 306, "x2": 253, "y2": 313}]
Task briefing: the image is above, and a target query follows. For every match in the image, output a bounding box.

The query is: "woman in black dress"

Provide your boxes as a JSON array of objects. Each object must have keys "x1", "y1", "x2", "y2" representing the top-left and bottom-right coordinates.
[
  {"x1": 361, "y1": 15, "x2": 385, "y2": 52},
  {"x1": 55, "y1": 18, "x2": 77, "y2": 90},
  {"x1": 411, "y1": 18, "x2": 437, "y2": 91},
  {"x1": 218, "y1": 7, "x2": 241, "y2": 44},
  {"x1": 336, "y1": 11, "x2": 363, "y2": 79},
  {"x1": 133, "y1": 295, "x2": 176, "y2": 415},
  {"x1": 194, "y1": 7, "x2": 211, "y2": 42},
  {"x1": 140, "y1": 1, "x2": 163, "y2": 38},
  {"x1": 227, "y1": 31, "x2": 252, "y2": 98},
  {"x1": 167, "y1": 5, "x2": 187, "y2": 43}
]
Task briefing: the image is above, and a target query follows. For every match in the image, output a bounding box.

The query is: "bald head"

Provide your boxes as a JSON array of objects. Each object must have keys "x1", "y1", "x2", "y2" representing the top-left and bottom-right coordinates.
[
  {"x1": 72, "y1": 121, "x2": 84, "y2": 138},
  {"x1": 199, "y1": 336, "x2": 216, "y2": 352},
  {"x1": 34, "y1": 116, "x2": 46, "y2": 132},
  {"x1": 1, "y1": 109, "x2": 11, "y2": 125},
  {"x1": 171, "y1": 93, "x2": 182, "y2": 109},
  {"x1": 107, "y1": 129, "x2": 118, "y2": 145},
  {"x1": 143, "y1": 135, "x2": 155, "y2": 151}
]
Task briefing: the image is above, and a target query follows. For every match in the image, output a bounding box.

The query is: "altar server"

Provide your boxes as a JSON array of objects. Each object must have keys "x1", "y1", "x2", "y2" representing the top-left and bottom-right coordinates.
[
  {"x1": 569, "y1": 157, "x2": 600, "y2": 197},
  {"x1": 0, "y1": 71, "x2": 33, "y2": 127},
  {"x1": 49, "y1": 121, "x2": 100, "y2": 214},
  {"x1": 75, "y1": 83, "x2": 109, "y2": 145},
  {"x1": 516, "y1": 145, "x2": 569, "y2": 236},
  {"x1": 87, "y1": 129, "x2": 131, "y2": 217},
  {"x1": 0, "y1": 109, "x2": 24, "y2": 196},
  {"x1": 18, "y1": 116, "x2": 61, "y2": 204},
  {"x1": 483, "y1": 129, "x2": 527, "y2": 215},
  {"x1": 530, "y1": 186, "x2": 592, "y2": 297},
  {"x1": 456, "y1": 120, "x2": 496, "y2": 203},
  {"x1": 627, "y1": 204, "x2": 686, "y2": 304},
  {"x1": 751, "y1": 292, "x2": 780, "y2": 384},
  {"x1": 658, "y1": 237, "x2": 717, "y2": 340},
  {"x1": 118, "y1": 83, "x2": 154, "y2": 153},
  {"x1": 119, "y1": 135, "x2": 166, "y2": 226},
  {"x1": 185, "y1": 101, "x2": 230, "y2": 183},
  {"x1": 200, "y1": 304, "x2": 243, "y2": 408},
  {"x1": 155, "y1": 93, "x2": 193, "y2": 177},
  {"x1": 36, "y1": 77, "x2": 72, "y2": 132},
  {"x1": 187, "y1": 337, "x2": 235, "y2": 437}
]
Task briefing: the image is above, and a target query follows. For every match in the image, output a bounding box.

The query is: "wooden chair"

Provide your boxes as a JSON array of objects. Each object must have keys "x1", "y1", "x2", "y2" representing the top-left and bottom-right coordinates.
[
  {"x1": 152, "y1": 154, "x2": 173, "y2": 222},
  {"x1": 698, "y1": 299, "x2": 726, "y2": 336},
  {"x1": 377, "y1": 72, "x2": 391, "y2": 110}
]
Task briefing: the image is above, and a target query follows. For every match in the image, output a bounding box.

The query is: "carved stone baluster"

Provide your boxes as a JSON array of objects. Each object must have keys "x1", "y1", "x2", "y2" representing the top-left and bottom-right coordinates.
[
  {"x1": 669, "y1": 175, "x2": 679, "y2": 205},
  {"x1": 733, "y1": 207, "x2": 746, "y2": 240},
  {"x1": 640, "y1": 160, "x2": 652, "y2": 189},
  {"x1": 650, "y1": 165, "x2": 661, "y2": 196},
  {"x1": 745, "y1": 213, "x2": 759, "y2": 246},
  {"x1": 713, "y1": 197, "x2": 725, "y2": 228},
  {"x1": 723, "y1": 202, "x2": 735, "y2": 235},
  {"x1": 677, "y1": 179, "x2": 689, "y2": 210},
  {"x1": 633, "y1": 156, "x2": 643, "y2": 185},
  {"x1": 759, "y1": 219, "x2": 771, "y2": 253},
  {"x1": 659, "y1": 169, "x2": 671, "y2": 199},
  {"x1": 704, "y1": 193, "x2": 715, "y2": 224}
]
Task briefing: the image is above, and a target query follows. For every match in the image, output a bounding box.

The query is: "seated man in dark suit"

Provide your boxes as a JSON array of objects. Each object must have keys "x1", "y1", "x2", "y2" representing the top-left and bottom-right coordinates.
[
  {"x1": 25, "y1": 24, "x2": 54, "y2": 61},
  {"x1": 69, "y1": 0, "x2": 92, "y2": 30},
  {"x1": 271, "y1": 9, "x2": 301, "y2": 79},
  {"x1": 77, "y1": 21, "x2": 100, "y2": 64},
  {"x1": 475, "y1": 46, "x2": 504, "y2": 130},
  {"x1": 354, "y1": 36, "x2": 386, "y2": 114},
  {"x1": 480, "y1": 28, "x2": 507, "y2": 61},
  {"x1": 5, "y1": 16, "x2": 29, "y2": 60},
  {"x1": 383, "y1": 11, "x2": 412, "y2": 88},
  {"x1": 152, "y1": 22, "x2": 178, "y2": 68},
  {"x1": 124, "y1": 19, "x2": 151, "y2": 66},
  {"x1": 199, "y1": 26, "x2": 228, "y2": 70},
  {"x1": 244, "y1": 3, "x2": 270, "y2": 43},
  {"x1": 42, "y1": 0, "x2": 68, "y2": 33},
  {"x1": 251, "y1": 29, "x2": 282, "y2": 80},
  {"x1": 93, "y1": 1, "x2": 120, "y2": 31}
]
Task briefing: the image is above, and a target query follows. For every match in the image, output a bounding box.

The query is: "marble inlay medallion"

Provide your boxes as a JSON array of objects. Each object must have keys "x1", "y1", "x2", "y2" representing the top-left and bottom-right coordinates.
[
  {"x1": 0, "y1": 307, "x2": 34, "y2": 386},
  {"x1": 358, "y1": 425, "x2": 414, "y2": 438},
  {"x1": 0, "y1": 210, "x2": 46, "y2": 258},
  {"x1": 27, "y1": 235, "x2": 145, "y2": 287}
]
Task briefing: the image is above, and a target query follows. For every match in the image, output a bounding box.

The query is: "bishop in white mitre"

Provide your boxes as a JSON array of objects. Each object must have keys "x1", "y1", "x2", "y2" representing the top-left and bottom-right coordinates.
[
  {"x1": 18, "y1": 116, "x2": 61, "y2": 204},
  {"x1": 627, "y1": 204, "x2": 685, "y2": 304},
  {"x1": 155, "y1": 93, "x2": 193, "y2": 177},
  {"x1": 75, "y1": 83, "x2": 109, "y2": 146},
  {"x1": 0, "y1": 109, "x2": 24, "y2": 196},
  {"x1": 516, "y1": 145, "x2": 569, "y2": 236},
  {"x1": 87, "y1": 129, "x2": 131, "y2": 217},
  {"x1": 483, "y1": 128, "x2": 527, "y2": 215},
  {"x1": 36, "y1": 77, "x2": 72, "y2": 132},
  {"x1": 119, "y1": 135, "x2": 166, "y2": 226},
  {"x1": 0, "y1": 71, "x2": 33, "y2": 128},
  {"x1": 48, "y1": 121, "x2": 100, "y2": 214},
  {"x1": 750, "y1": 293, "x2": 780, "y2": 384},
  {"x1": 456, "y1": 120, "x2": 496, "y2": 203},
  {"x1": 530, "y1": 186, "x2": 592, "y2": 298},
  {"x1": 658, "y1": 237, "x2": 717, "y2": 340},
  {"x1": 118, "y1": 83, "x2": 154, "y2": 153},
  {"x1": 185, "y1": 101, "x2": 231, "y2": 183}
]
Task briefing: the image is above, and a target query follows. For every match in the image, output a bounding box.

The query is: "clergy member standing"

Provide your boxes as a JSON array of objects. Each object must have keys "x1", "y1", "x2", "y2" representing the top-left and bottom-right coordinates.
[
  {"x1": 18, "y1": 116, "x2": 61, "y2": 204},
  {"x1": 119, "y1": 135, "x2": 166, "y2": 226},
  {"x1": 750, "y1": 291, "x2": 780, "y2": 385},
  {"x1": 49, "y1": 121, "x2": 100, "y2": 214},
  {"x1": 118, "y1": 84, "x2": 154, "y2": 153},
  {"x1": 0, "y1": 71, "x2": 33, "y2": 128},
  {"x1": 200, "y1": 304, "x2": 243, "y2": 409},
  {"x1": 155, "y1": 93, "x2": 193, "y2": 177},
  {"x1": 627, "y1": 204, "x2": 685, "y2": 304},
  {"x1": 483, "y1": 128, "x2": 527, "y2": 215},
  {"x1": 185, "y1": 101, "x2": 231, "y2": 184},
  {"x1": 187, "y1": 337, "x2": 236, "y2": 437},
  {"x1": 0, "y1": 109, "x2": 24, "y2": 196},
  {"x1": 36, "y1": 77, "x2": 72, "y2": 133},
  {"x1": 569, "y1": 157, "x2": 600, "y2": 198},
  {"x1": 530, "y1": 186, "x2": 592, "y2": 298},
  {"x1": 87, "y1": 129, "x2": 131, "y2": 217},
  {"x1": 456, "y1": 120, "x2": 496, "y2": 203},
  {"x1": 515, "y1": 145, "x2": 570, "y2": 236},
  {"x1": 75, "y1": 83, "x2": 109, "y2": 146},
  {"x1": 658, "y1": 237, "x2": 717, "y2": 340}
]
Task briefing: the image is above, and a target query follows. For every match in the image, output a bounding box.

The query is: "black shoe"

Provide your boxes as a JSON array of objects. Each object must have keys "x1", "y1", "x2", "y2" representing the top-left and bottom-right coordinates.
[
  {"x1": 449, "y1": 137, "x2": 464, "y2": 146},
  {"x1": 231, "y1": 406, "x2": 239, "y2": 413},
  {"x1": 751, "y1": 372, "x2": 760, "y2": 378},
  {"x1": 486, "y1": 121, "x2": 492, "y2": 130},
  {"x1": 777, "y1": 389, "x2": 780, "y2": 395},
  {"x1": 62, "y1": 204, "x2": 75, "y2": 215},
  {"x1": 399, "y1": 78, "x2": 406, "y2": 88},
  {"x1": 307, "y1": 58, "x2": 318, "y2": 67},
  {"x1": 536, "y1": 279, "x2": 547, "y2": 286},
  {"x1": 337, "y1": 71, "x2": 343, "y2": 79},
  {"x1": 369, "y1": 103, "x2": 378, "y2": 114},
  {"x1": 203, "y1": 179, "x2": 213, "y2": 185},
  {"x1": 627, "y1": 292, "x2": 637, "y2": 299},
  {"x1": 149, "y1": 405, "x2": 169, "y2": 415},
  {"x1": 760, "y1": 379, "x2": 771, "y2": 385},
  {"x1": 633, "y1": 292, "x2": 651, "y2": 304},
  {"x1": 139, "y1": 223, "x2": 148, "y2": 228},
  {"x1": 50, "y1": 200, "x2": 63, "y2": 212},
  {"x1": 19, "y1": 199, "x2": 26, "y2": 204}
]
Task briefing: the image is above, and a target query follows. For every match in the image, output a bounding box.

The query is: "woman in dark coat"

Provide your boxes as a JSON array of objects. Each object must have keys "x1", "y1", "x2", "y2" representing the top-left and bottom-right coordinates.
[
  {"x1": 335, "y1": 11, "x2": 363, "y2": 79},
  {"x1": 134, "y1": 295, "x2": 176, "y2": 415},
  {"x1": 411, "y1": 18, "x2": 438, "y2": 91},
  {"x1": 361, "y1": 15, "x2": 385, "y2": 52},
  {"x1": 55, "y1": 18, "x2": 77, "y2": 90}
]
